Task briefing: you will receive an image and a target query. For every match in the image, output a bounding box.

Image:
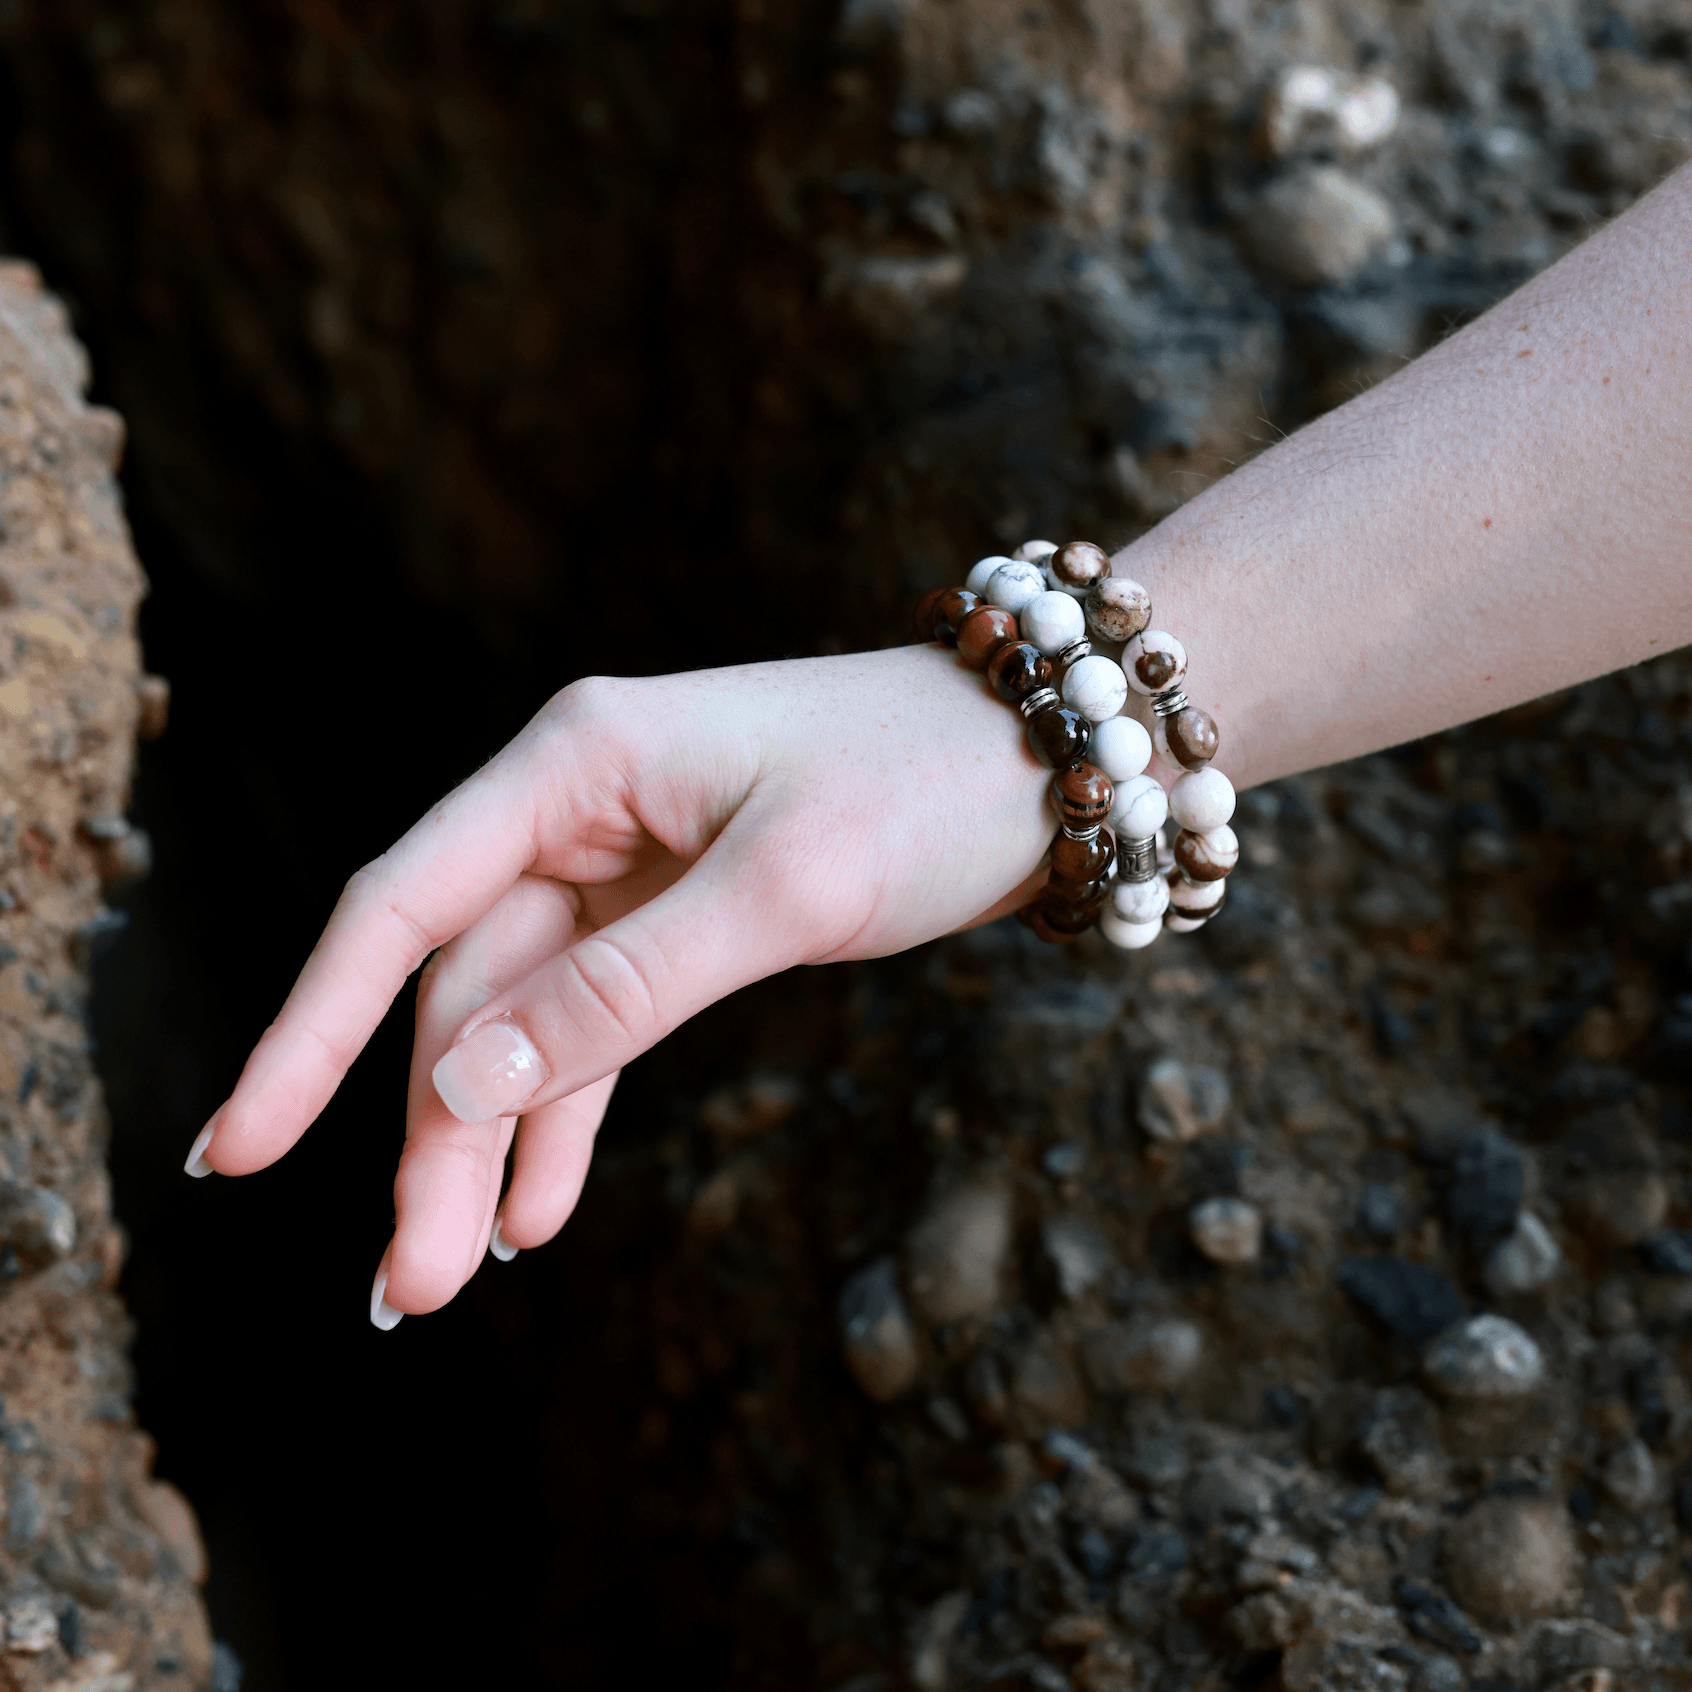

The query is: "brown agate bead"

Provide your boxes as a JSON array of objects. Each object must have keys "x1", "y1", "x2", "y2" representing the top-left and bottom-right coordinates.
[
  {"x1": 1053, "y1": 761, "x2": 1113, "y2": 830},
  {"x1": 1051, "y1": 829, "x2": 1114, "y2": 883},
  {"x1": 956, "y1": 606, "x2": 1019, "y2": 670},
  {"x1": 1158, "y1": 706, "x2": 1219, "y2": 772},
  {"x1": 914, "y1": 588, "x2": 948, "y2": 642},
  {"x1": 1019, "y1": 902, "x2": 1080, "y2": 944},
  {"x1": 1051, "y1": 541, "x2": 1111, "y2": 591},
  {"x1": 1084, "y1": 577, "x2": 1152, "y2": 644},
  {"x1": 936, "y1": 588, "x2": 982, "y2": 647},
  {"x1": 1173, "y1": 824, "x2": 1239, "y2": 882},
  {"x1": 1039, "y1": 887, "x2": 1108, "y2": 934},
  {"x1": 1026, "y1": 704, "x2": 1090, "y2": 768},
  {"x1": 987, "y1": 641, "x2": 1053, "y2": 705}
]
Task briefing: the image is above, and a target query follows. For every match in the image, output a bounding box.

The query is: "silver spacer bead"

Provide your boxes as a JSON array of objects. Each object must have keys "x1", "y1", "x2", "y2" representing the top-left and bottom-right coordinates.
[
  {"x1": 1151, "y1": 688, "x2": 1189, "y2": 718},
  {"x1": 1056, "y1": 637, "x2": 1092, "y2": 667},
  {"x1": 1117, "y1": 834, "x2": 1159, "y2": 883},
  {"x1": 1060, "y1": 823, "x2": 1101, "y2": 842},
  {"x1": 1019, "y1": 687, "x2": 1060, "y2": 719}
]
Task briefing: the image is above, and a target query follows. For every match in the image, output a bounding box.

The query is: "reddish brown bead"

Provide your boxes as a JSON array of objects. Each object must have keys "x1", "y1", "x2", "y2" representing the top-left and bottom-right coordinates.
[
  {"x1": 1165, "y1": 706, "x2": 1219, "y2": 771},
  {"x1": 1018, "y1": 902, "x2": 1079, "y2": 944},
  {"x1": 1173, "y1": 827, "x2": 1235, "y2": 882},
  {"x1": 913, "y1": 588, "x2": 948, "y2": 642},
  {"x1": 936, "y1": 588, "x2": 982, "y2": 647},
  {"x1": 987, "y1": 641, "x2": 1052, "y2": 704},
  {"x1": 1038, "y1": 887, "x2": 1107, "y2": 934},
  {"x1": 956, "y1": 606, "x2": 1019, "y2": 670},
  {"x1": 1053, "y1": 762, "x2": 1113, "y2": 830},
  {"x1": 1051, "y1": 830, "x2": 1114, "y2": 883},
  {"x1": 1051, "y1": 540, "x2": 1111, "y2": 591},
  {"x1": 1046, "y1": 872, "x2": 1110, "y2": 908},
  {"x1": 1026, "y1": 705, "x2": 1090, "y2": 769}
]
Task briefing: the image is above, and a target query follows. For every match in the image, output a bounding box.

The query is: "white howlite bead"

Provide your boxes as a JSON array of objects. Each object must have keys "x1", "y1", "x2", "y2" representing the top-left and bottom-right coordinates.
[
  {"x1": 1170, "y1": 873, "x2": 1224, "y2": 911},
  {"x1": 1100, "y1": 909, "x2": 1163, "y2": 951},
  {"x1": 1123, "y1": 629, "x2": 1188, "y2": 697},
  {"x1": 1021, "y1": 590, "x2": 1085, "y2": 656},
  {"x1": 1109, "y1": 774, "x2": 1168, "y2": 840},
  {"x1": 1060, "y1": 655, "x2": 1129, "y2": 724},
  {"x1": 1169, "y1": 767, "x2": 1235, "y2": 832},
  {"x1": 966, "y1": 555, "x2": 1016, "y2": 598},
  {"x1": 985, "y1": 560, "x2": 1047, "y2": 616},
  {"x1": 1112, "y1": 875, "x2": 1169, "y2": 924},
  {"x1": 1165, "y1": 914, "x2": 1206, "y2": 934},
  {"x1": 1089, "y1": 715, "x2": 1152, "y2": 782}
]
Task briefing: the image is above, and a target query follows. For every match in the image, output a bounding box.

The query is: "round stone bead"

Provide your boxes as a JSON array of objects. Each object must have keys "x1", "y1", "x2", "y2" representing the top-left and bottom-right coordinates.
[
  {"x1": 1169, "y1": 767, "x2": 1235, "y2": 833},
  {"x1": 938, "y1": 589, "x2": 982, "y2": 645},
  {"x1": 1111, "y1": 873, "x2": 1169, "y2": 925},
  {"x1": 1052, "y1": 540, "x2": 1111, "y2": 592},
  {"x1": 1169, "y1": 873, "x2": 1226, "y2": 916},
  {"x1": 1041, "y1": 889, "x2": 1106, "y2": 934},
  {"x1": 1108, "y1": 773, "x2": 1168, "y2": 840},
  {"x1": 1173, "y1": 824, "x2": 1238, "y2": 882},
  {"x1": 965, "y1": 554, "x2": 1016, "y2": 598},
  {"x1": 1013, "y1": 539, "x2": 1058, "y2": 566},
  {"x1": 1026, "y1": 704, "x2": 1089, "y2": 768},
  {"x1": 1018, "y1": 902, "x2": 1077, "y2": 945},
  {"x1": 956, "y1": 606, "x2": 1020, "y2": 670},
  {"x1": 1088, "y1": 715, "x2": 1152, "y2": 782},
  {"x1": 1165, "y1": 914, "x2": 1207, "y2": 934},
  {"x1": 1153, "y1": 706, "x2": 1219, "y2": 772},
  {"x1": 1100, "y1": 909, "x2": 1163, "y2": 951},
  {"x1": 987, "y1": 641, "x2": 1053, "y2": 705},
  {"x1": 1084, "y1": 577, "x2": 1152, "y2": 644},
  {"x1": 1051, "y1": 830, "x2": 1114, "y2": 883},
  {"x1": 1124, "y1": 629, "x2": 1188, "y2": 696},
  {"x1": 985, "y1": 560, "x2": 1047, "y2": 616},
  {"x1": 1054, "y1": 762, "x2": 1113, "y2": 831},
  {"x1": 914, "y1": 587, "x2": 948, "y2": 642},
  {"x1": 1060, "y1": 654, "x2": 1129, "y2": 723},
  {"x1": 1021, "y1": 590, "x2": 1086, "y2": 656}
]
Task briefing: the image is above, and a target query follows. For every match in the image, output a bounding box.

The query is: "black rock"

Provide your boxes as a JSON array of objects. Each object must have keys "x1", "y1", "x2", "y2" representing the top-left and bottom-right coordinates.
[
  {"x1": 1264, "y1": 1386, "x2": 1305, "y2": 1428},
  {"x1": 1436, "y1": 1128, "x2": 1525, "y2": 1248},
  {"x1": 1338, "y1": 1257, "x2": 1465, "y2": 1342},
  {"x1": 1073, "y1": 1526, "x2": 1115, "y2": 1580},
  {"x1": 1356, "y1": 1183, "x2": 1402, "y2": 1241},
  {"x1": 1120, "y1": 1524, "x2": 1188, "y2": 1583},
  {"x1": 1394, "y1": 1580, "x2": 1481, "y2": 1654},
  {"x1": 1639, "y1": 1231, "x2": 1692, "y2": 1277}
]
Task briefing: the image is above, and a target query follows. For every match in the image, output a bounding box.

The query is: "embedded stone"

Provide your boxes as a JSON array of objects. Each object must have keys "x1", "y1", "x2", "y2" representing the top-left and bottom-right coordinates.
[
  {"x1": 1483, "y1": 1213, "x2": 1562, "y2": 1296},
  {"x1": 1422, "y1": 1314, "x2": 1545, "y2": 1400},
  {"x1": 839, "y1": 1256, "x2": 920, "y2": 1401},
  {"x1": 1189, "y1": 1197, "x2": 1263, "y2": 1264},
  {"x1": 1138, "y1": 1056, "x2": 1230, "y2": 1142},
  {"x1": 1246, "y1": 165, "x2": 1395, "y2": 287},
  {"x1": 1444, "y1": 1495, "x2": 1577, "y2": 1622},
  {"x1": 905, "y1": 1183, "x2": 1013, "y2": 1323}
]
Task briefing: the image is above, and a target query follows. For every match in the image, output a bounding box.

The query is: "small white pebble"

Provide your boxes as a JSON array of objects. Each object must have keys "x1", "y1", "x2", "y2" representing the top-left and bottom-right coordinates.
[
  {"x1": 1061, "y1": 654, "x2": 1129, "y2": 723},
  {"x1": 1337, "y1": 78, "x2": 1399, "y2": 147},
  {"x1": 1112, "y1": 875, "x2": 1169, "y2": 924},
  {"x1": 1124, "y1": 629, "x2": 1188, "y2": 696},
  {"x1": 1110, "y1": 773, "x2": 1169, "y2": 840},
  {"x1": 1170, "y1": 768, "x2": 1235, "y2": 832},
  {"x1": 1100, "y1": 909, "x2": 1162, "y2": 951},
  {"x1": 965, "y1": 554, "x2": 1016, "y2": 598},
  {"x1": 1089, "y1": 715, "x2": 1151, "y2": 782},
  {"x1": 1189, "y1": 1197, "x2": 1263, "y2": 1265},
  {"x1": 985, "y1": 560, "x2": 1046, "y2": 615},
  {"x1": 1423, "y1": 1314, "x2": 1546, "y2": 1401},
  {"x1": 1021, "y1": 590, "x2": 1085, "y2": 656}
]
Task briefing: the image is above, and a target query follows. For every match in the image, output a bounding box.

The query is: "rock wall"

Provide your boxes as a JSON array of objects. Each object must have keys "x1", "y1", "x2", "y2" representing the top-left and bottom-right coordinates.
[{"x1": 0, "y1": 266, "x2": 215, "y2": 1692}]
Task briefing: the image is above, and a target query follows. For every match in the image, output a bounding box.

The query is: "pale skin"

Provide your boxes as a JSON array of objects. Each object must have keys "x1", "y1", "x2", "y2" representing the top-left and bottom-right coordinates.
[{"x1": 189, "y1": 166, "x2": 1692, "y2": 1323}]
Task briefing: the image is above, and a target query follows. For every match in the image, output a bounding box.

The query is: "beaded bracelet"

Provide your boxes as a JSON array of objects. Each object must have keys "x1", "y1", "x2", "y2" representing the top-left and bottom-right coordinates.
[{"x1": 914, "y1": 539, "x2": 1238, "y2": 951}]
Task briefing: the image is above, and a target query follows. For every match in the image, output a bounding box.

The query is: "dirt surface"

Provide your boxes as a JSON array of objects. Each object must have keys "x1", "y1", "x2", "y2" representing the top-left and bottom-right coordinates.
[
  {"x1": 0, "y1": 2, "x2": 1688, "y2": 1690},
  {"x1": 0, "y1": 266, "x2": 214, "y2": 1692}
]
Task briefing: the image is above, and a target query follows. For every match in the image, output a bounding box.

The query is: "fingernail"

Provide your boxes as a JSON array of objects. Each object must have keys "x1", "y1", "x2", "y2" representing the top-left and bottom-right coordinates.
[
  {"x1": 183, "y1": 1118, "x2": 218, "y2": 1179},
  {"x1": 431, "y1": 1017, "x2": 549, "y2": 1124},
  {"x1": 370, "y1": 1266, "x2": 403, "y2": 1332},
  {"x1": 489, "y1": 1219, "x2": 519, "y2": 1263}
]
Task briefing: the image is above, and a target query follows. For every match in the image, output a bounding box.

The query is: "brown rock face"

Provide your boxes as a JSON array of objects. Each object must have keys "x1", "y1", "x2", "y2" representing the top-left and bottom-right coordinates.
[
  {"x1": 1444, "y1": 1496, "x2": 1577, "y2": 1623},
  {"x1": 0, "y1": 264, "x2": 210, "y2": 1686}
]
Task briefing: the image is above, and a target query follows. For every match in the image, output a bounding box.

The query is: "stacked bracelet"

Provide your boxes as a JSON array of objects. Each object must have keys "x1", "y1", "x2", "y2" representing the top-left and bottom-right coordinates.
[{"x1": 914, "y1": 539, "x2": 1238, "y2": 952}]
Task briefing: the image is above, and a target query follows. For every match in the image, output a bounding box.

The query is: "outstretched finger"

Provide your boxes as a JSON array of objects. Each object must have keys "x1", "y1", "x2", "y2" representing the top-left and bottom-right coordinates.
[{"x1": 492, "y1": 1071, "x2": 621, "y2": 1257}]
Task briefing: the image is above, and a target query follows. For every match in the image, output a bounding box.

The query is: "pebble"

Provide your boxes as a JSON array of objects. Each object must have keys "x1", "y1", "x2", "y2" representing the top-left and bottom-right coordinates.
[
  {"x1": 838, "y1": 1257, "x2": 920, "y2": 1400},
  {"x1": 1421, "y1": 1314, "x2": 1545, "y2": 1400},
  {"x1": 1245, "y1": 165, "x2": 1395, "y2": 287},
  {"x1": 1410, "y1": 1656, "x2": 1464, "y2": 1692},
  {"x1": 1080, "y1": 1316, "x2": 1202, "y2": 1393},
  {"x1": 1137, "y1": 1057, "x2": 1230, "y2": 1142},
  {"x1": 1359, "y1": 1385, "x2": 1449, "y2": 1500},
  {"x1": 1440, "y1": 1127, "x2": 1525, "y2": 1248},
  {"x1": 1356, "y1": 1183, "x2": 1401, "y2": 1241},
  {"x1": 1184, "y1": 1452, "x2": 1278, "y2": 1523},
  {"x1": 1120, "y1": 1434, "x2": 1188, "y2": 1489},
  {"x1": 4, "y1": 1593, "x2": 57, "y2": 1654},
  {"x1": 1042, "y1": 1217, "x2": 1113, "y2": 1299},
  {"x1": 1337, "y1": 1257, "x2": 1465, "y2": 1343},
  {"x1": 908, "y1": 1591, "x2": 971, "y2": 1692},
  {"x1": 1443, "y1": 1495, "x2": 1576, "y2": 1622},
  {"x1": 1483, "y1": 1212, "x2": 1562, "y2": 1296},
  {"x1": 1041, "y1": 1140, "x2": 1087, "y2": 1179},
  {"x1": 1189, "y1": 1197, "x2": 1263, "y2": 1264},
  {"x1": 1010, "y1": 1341, "x2": 1086, "y2": 1430},
  {"x1": 1569, "y1": 1168, "x2": 1668, "y2": 1246},
  {"x1": 1600, "y1": 1435, "x2": 1657, "y2": 1511},
  {"x1": 1638, "y1": 1229, "x2": 1692, "y2": 1276},
  {"x1": 3, "y1": 1186, "x2": 76, "y2": 1263},
  {"x1": 906, "y1": 1182, "x2": 1013, "y2": 1322}
]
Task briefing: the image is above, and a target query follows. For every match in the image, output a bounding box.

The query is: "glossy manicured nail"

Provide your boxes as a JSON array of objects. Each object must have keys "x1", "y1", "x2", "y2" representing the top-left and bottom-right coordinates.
[
  {"x1": 431, "y1": 1017, "x2": 548, "y2": 1124},
  {"x1": 184, "y1": 1119, "x2": 217, "y2": 1179},
  {"x1": 370, "y1": 1267, "x2": 403, "y2": 1332},
  {"x1": 489, "y1": 1219, "x2": 519, "y2": 1263}
]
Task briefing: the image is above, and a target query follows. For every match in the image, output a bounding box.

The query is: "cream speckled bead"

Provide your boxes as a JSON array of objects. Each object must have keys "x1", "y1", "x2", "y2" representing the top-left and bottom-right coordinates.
[
  {"x1": 1169, "y1": 767, "x2": 1235, "y2": 833},
  {"x1": 1088, "y1": 715, "x2": 1151, "y2": 782},
  {"x1": 1112, "y1": 874, "x2": 1169, "y2": 925},
  {"x1": 1124, "y1": 629, "x2": 1188, "y2": 696},
  {"x1": 1060, "y1": 654, "x2": 1129, "y2": 723},
  {"x1": 1013, "y1": 539, "x2": 1058, "y2": 565},
  {"x1": 1109, "y1": 773, "x2": 1168, "y2": 839},
  {"x1": 1021, "y1": 590, "x2": 1086, "y2": 657},
  {"x1": 985, "y1": 560, "x2": 1047, "y2": 616},
  {"x1": 1085, "y1": 577, "x2": 1152, "y2": 644},
  {"x1": 1165, "y1": 914, "x2": 1207, "y2": 934},
  {"x1": 1174, "y1": 824, "x2": 1239, "y2": 882},
  {"x1": 965, "y1": 554, "x2": 1017, "y2": 598},
  {"x1": 1100, "y1": 909, "x2": 1163, "y2": 951}
]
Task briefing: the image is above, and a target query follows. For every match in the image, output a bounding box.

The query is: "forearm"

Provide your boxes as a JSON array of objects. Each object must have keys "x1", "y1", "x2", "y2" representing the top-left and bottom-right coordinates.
[{"x1": 1118, "y1": 165, "x2": 1692, "y2": 791}]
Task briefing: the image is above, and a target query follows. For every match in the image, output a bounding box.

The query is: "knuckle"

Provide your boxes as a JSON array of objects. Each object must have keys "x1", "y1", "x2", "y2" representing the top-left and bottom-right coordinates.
[
  {"x1": 545, "y1": 673, "x2": 630, "y2": 732},
  {"x1": 556, "y1": 932, "x2": 658, "y2": 1049}
]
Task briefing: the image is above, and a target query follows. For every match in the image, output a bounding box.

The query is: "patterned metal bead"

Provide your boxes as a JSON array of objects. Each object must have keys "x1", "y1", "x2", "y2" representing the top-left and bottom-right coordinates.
[
  {"x1": 1150, "y1": 688, "x2": 1190, "y2": 718},
  {"x1": 1116, "y1": 834, "x2": 1159, "y2": 883}
]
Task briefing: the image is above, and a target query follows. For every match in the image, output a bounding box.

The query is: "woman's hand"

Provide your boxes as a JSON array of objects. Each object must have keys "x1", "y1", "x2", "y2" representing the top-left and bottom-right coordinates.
[{"x1": 186, "y1": 644, "x2": 1056, "y2": 1322}]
